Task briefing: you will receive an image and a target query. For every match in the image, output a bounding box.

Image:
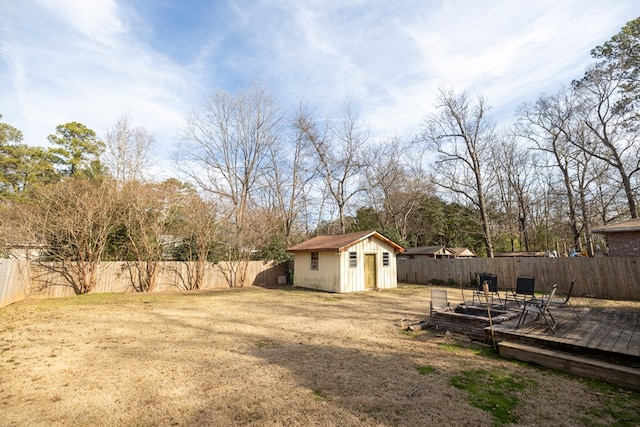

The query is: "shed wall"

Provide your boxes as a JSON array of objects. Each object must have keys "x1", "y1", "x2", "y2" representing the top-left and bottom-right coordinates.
[
  {"x1": 292, "y1": 251, "x2": 341, "y2": 292},
  {"x1": 291, "y1": 236, "x2": 399, "y2": 293},
  {"x1": 340, "y1": 238, "x2": 398, "y2": 291}
]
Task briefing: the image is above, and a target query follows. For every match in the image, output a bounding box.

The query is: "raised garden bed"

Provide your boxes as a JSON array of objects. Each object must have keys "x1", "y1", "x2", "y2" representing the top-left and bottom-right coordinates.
[{"x1": 431, "y1": 304, "x2": 520, "y2": 342}]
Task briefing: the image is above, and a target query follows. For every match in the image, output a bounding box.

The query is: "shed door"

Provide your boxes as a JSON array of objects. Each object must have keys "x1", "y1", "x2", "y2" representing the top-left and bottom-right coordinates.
[{"x1": 365, "y1": 254, "x2": 376, "y2": 289}]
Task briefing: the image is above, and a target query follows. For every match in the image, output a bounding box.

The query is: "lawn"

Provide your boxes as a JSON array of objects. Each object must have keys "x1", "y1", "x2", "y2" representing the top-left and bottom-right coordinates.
[{"x1": 1, "y1": 285, "x2": 638, "y2": 426}]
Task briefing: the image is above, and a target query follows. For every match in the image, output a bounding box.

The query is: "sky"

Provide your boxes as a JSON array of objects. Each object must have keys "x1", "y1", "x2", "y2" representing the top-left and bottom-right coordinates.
[{"x1": 1, "y1": 0, "x2": 640, "y2": 179}]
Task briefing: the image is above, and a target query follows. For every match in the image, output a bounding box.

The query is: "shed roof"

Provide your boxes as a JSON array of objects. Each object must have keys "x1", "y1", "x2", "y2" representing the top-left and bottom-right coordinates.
[
  {"x1": 591, "y1": 218, "x2": 640, "y2": 233},
  {"x1": 286, "y1": 230, "x2": 404, "y2": 253}
]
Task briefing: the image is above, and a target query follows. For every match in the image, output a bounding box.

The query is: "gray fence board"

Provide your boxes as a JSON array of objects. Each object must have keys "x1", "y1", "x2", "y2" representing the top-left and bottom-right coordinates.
[{"x1": 397, "y1": 257, "x2": 640, "y2": 300}]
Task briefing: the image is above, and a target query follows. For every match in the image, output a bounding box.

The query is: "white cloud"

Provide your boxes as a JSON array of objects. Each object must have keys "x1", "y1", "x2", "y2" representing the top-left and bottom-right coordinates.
[
  {"x1": 35, "y1": 0, "x2": 128, "y2": 45},
  {"x1": 0, "y1": 0, "x2": 194, "y2": 179}
]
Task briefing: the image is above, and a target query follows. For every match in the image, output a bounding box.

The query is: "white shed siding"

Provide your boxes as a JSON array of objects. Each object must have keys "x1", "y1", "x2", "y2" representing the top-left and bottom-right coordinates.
[
  {"x1": 293, "y1": 251, "x2": 341, "y2": 292},
  {"x1": 365, "y1": 238, "x2": 397, "y2": 290},
  {"x1": 291, "y1": 233, "x2": 400, "y2": 293},
  {"x1": 340, "y1": 245, "x2": 363, "y2": 293}
]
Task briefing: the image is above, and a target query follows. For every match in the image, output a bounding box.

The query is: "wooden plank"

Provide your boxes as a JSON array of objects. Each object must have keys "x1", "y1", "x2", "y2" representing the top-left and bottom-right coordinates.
[
  {"x1": 600, "y1": 310, "x2": 637, "y2": 355},
  {"x1": 557, "y1": 320, "x2": 586, "y2": 343},
  {"x1": 591, "y1": 310, "x2": 624, "y2": 350},
  {"x1": 493, "y1": 307, "x2": 640, "y2": 370},
  {"x1": 624, "y1": 311, "x2": 640, "y2": 356},
  {"x1": 613, "y1": 324, "x2": 635, "y2": 355},
  {"x1": 498, "y1": 341, "x2": 640, "y2": 391},
  {"x1": 578, "y1": 310, "x2": 615, "y2": 348}
]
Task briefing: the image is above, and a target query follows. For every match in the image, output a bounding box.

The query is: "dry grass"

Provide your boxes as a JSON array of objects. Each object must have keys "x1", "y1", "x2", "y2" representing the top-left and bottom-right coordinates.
[{"x1": 1, "y1": 284, "x2": 638, "y2": 426}]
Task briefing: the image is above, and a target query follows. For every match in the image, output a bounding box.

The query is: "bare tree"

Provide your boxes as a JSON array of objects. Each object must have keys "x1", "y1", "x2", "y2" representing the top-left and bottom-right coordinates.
[
  {"x1": 363, "y1": 138, "x2": 431, "y2": 243},
  {"x1": 490, "y1": 133, "x2": 539, "y2": 251},
  {"x1": 255, "y1": 102, "x2": 316, "y2": 251},
  {"x1": 419, "y1": 89, "x2": 496, "y2": 257},
  {"x1": 166, "y1": 188, "x2": 221, "y2": 290},
  {"x1": 297, "y1": 103, "x2": 369, "y2": 234},
  {"x1": 103, "y1": 115, "x2": 155, "y2": 183},
  {"x1": 179, "y1": 85, "x2": 283, "y2": 286},
  {"x1": 24, "y1": 177, "x2": 120, "y2": 294},
  {"x1": 115, "y1": 181, "x2": 175, "y2": 292},
  {"x1": 574, "y1": 63, "x2": 640, "y2": 218},
  {"x1": 518, "y1": 88, "x2": 610, "y2": 253}
]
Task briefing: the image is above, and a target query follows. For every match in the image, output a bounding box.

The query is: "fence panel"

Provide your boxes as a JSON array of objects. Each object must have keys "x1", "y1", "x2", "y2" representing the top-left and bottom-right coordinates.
[
  {"x1": 397, "y1": 257, "x2": 640, "y2": 300},
  {"x1": 1, "y1": 260, "x2": 286, "y2": 307},
  {"x1": 0, "y1": 260, "x2": 30, "y2": 308},
  {"x1": 6, "y1": 257, "x2": 639, "y2": 305}
]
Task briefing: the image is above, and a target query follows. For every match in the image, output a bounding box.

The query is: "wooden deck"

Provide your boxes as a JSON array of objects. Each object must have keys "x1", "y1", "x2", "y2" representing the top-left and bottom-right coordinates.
[
  {"x1": 491, "y1": 303, "x2": 640, "y2": 368},
  {"x1": 488, "y1": 302, "x2": 640, "y2": 389}
]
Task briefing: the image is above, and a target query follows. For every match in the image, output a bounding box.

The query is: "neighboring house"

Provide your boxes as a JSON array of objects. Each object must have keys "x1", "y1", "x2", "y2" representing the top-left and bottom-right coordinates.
[
  {"x1": 2, "y1": 243, "x2": 45, "y2": 260},
  {"x1": 592, "y1": 218, "x2": 640, "y2": 256},
  {"x1": 448, "y1": 247, "x2": 477, "y2": 258},
  {"x1": 399, "y1": 246, "x2": 453, "y2": 259},
  {"x1": 286, "y1": 230, "x2": 405, "y2": 293}
]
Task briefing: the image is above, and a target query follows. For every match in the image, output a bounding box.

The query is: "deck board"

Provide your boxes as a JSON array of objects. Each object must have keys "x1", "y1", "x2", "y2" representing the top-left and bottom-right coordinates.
[
  {"x1": 589, "y1": 310, "x2": 622, "y2": 349},
  {"x1": 492, "y1": 305, "x2": 640, "y2": 367},
  {"x1": 610, "y1": 311, "x2": 636, "y2": 353},
  {"x1": 575, "y1": 308, "x2": 608, "y2": 347},
  {"x1": 624, "y1": 311, "x2": 640, "y2": 355}
]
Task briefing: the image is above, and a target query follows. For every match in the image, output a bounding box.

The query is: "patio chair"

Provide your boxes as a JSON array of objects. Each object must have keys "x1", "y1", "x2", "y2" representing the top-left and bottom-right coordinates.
[
  {"x1": 472, "y1": 274, "x2": 502, "y2": 307},
  {"x1": 430, "y1": 289, "x2": 449, "y2": 314},
  {"x1": 506, "y1": 275, "x2": 535, "y2": 307},
  {"x1": 516, "y1": 284, "x2": 558, "y2": 334},
  {"x1": 549, "y1": 280, "x2": 580, "y2": 323}
]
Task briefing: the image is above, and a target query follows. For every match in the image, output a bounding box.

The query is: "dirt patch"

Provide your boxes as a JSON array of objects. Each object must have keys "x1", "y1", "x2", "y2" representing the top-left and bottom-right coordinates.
[{"x1": 0, "y1": 285, "x2": 638, "y2": 426}]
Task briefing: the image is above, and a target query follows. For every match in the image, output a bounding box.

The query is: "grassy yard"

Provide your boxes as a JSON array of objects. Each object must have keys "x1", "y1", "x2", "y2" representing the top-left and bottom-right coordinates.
[{"x1": 1, "y1": 285, "x2": 638, "y2": 426}]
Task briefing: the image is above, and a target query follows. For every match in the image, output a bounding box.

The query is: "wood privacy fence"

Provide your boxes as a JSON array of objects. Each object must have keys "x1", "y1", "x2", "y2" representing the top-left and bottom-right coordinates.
[
  {"x1": 4, "y1": 257, "x2": 639, "y2": 308},
  {"x1": 397, "y1": 257, "x2": 640, "y2": 301},
  {"x1": 0, "y1": 260, "x2": 286, "y2": 308}
]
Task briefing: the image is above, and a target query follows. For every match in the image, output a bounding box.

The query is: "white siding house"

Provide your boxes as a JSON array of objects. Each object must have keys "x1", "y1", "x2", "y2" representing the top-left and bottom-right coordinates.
[{"x1": 286, "y1": 230, "x2": 405, "y2": 293}]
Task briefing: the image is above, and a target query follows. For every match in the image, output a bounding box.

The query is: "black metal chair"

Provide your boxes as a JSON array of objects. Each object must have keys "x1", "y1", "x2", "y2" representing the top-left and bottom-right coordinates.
[
  {"x1": 549, "y1": 280, "x2": 580, "y2": 322},
  {"x1": 517, "y1": 284, "x2": 558, "y2": 333},
  {"x1": 472, "y1": 273, "x2": 502, "y2": 307},
  {"x1": 507, "y1": 275, "x2": 535, "y2": 307}
]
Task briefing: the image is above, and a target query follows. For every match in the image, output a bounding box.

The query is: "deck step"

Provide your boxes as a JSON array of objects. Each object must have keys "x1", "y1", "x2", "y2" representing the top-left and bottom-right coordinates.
[{"x1": 498, "y1": 341, "x2": 640, "y2": 391}]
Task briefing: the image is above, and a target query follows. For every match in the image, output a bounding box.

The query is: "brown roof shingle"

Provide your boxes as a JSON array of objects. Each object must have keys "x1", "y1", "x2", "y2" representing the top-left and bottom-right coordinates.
[
  {"x1": 592, "y1": 218, "x2": 640, "y2": 233},
  {"x1": 286, "y1": 230, "x2": 404, "y2": 253}
]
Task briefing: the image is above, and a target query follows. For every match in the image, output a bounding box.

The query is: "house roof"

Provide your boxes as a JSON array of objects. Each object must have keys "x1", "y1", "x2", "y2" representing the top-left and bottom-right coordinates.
[
  {"x1": 402, "y1": 246, "x2": 452, "y2": 256},
  {"x1": 591, "y1": 218, "x2": 640, "y2": 233},
  {"x1": 286, "y1": 230, "x2": 405, "y2": 253},
  {"x1": 449, "y1": 247, "x2": 477, "y2": 257},
  {"x1": 494, "y1": 251, "x2": 547, "y2": 257}
]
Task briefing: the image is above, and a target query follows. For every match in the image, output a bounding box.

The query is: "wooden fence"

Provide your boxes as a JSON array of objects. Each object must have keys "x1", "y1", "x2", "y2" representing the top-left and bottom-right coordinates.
[
  {"x1": 397, "y1": 257, "x2": 640, "y2": 301},
  {"x1": 4, "y1": 257, "x2": 639, "y2": 308},
  {"x1": 0, "y1": 259, "x2": 30, "y2": 308},
  {"x1": 0, "y1": 260, "x2": 286, "y2": 308}
]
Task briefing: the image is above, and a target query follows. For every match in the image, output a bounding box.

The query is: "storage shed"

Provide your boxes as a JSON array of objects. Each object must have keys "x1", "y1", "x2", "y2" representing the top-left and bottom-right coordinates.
[{"x1": 286, "y1": 230, "x2": 405, "y2": 293}]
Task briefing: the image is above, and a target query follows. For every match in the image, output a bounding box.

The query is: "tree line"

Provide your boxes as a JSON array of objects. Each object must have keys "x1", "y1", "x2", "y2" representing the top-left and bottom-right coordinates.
[{"x1": 1, "y1": 17, "x2": 639, "y2": 292}]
